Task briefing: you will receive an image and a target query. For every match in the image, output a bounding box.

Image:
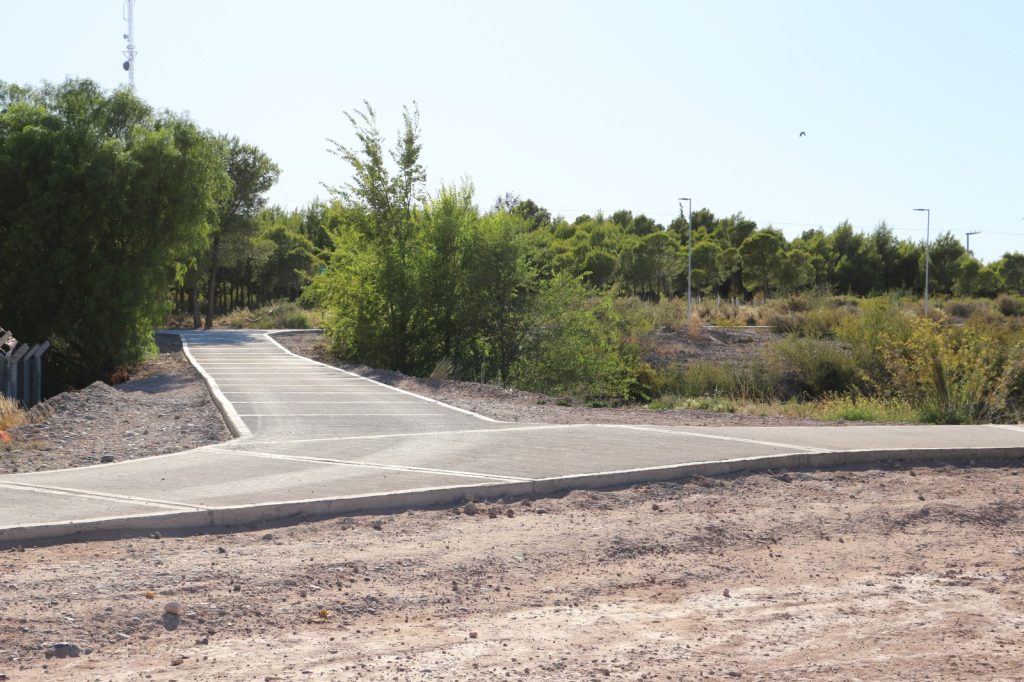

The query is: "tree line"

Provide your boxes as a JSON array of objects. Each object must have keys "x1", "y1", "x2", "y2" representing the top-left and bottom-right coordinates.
[{"x1": 4, "y1": 81, "x2": 1024, "y2": 393}]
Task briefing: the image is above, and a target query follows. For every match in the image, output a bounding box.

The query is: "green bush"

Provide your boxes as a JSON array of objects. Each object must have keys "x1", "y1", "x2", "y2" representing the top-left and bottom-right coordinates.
[
  {"x1": 509, "y1": 275, "x2": 642, "y2": 402},
  {"x1": 834, "y1": 298, "x2": 914, "y2": 386},
  {"x1": 652, "y1": 360, "x2": 779, "y2": 402},
  {"x1": 767, "y1": 336, "x2": 860, "y2": 398},
  {"x1": 884, "y1": 318, "x2": 1004, "y2": 423}
]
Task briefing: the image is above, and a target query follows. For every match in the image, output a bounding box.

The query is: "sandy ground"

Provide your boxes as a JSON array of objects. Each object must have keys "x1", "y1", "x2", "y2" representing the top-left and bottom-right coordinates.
[{"x1": 2, "y1": 461, "x2": 1022, "y2": 681}]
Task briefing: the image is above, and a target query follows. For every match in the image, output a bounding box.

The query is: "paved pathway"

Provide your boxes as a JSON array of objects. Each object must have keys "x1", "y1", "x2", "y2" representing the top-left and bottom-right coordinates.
[{"x1": 1, "y1": 330, "x2": 1022, "y2": 541}]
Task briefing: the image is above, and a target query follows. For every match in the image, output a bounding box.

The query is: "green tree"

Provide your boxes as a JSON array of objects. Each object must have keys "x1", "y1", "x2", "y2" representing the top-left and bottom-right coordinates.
[
  {"x1": 926, "y1": 232, "x2": 967, "y2": 295},
  {"x1": 996, "y1": 253, "x2": 1024, "y2": 294},
  {"x1": 203, "y1": 137, "x2": 281, "y2": 327},
  {"x1": 0, "y1": 79, "x2": 229, "y2": 386},
  {"x1": 739, "y1": 229, "x2": 785, "y2": 298},
  {"x1": 314, "y1": 102, "x2": 426, "y2": 372}
]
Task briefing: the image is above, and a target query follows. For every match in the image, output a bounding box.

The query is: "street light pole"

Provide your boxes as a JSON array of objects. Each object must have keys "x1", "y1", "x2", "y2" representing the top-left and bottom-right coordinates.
[
  {"x1": 679, "y1": 197, "x2": 693, "y2": 322},
  {"x1": 914, "y1": 208, "x2": 931, "y2": 315},
  {"x1": 965, "y1": 231, "x2": 980, "y2": 255}
]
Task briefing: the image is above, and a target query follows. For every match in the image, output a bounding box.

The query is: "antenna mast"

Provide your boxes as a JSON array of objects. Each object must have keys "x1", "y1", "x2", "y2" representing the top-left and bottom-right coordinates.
[{"x1": 122, "y1": 0, "x2": 137, "y2": 88}]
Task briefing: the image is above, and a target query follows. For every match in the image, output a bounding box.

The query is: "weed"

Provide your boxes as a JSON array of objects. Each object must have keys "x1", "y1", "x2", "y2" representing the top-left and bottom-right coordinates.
[{"x1": 0, "y1": 395, "x2": 27, "y2": 431}]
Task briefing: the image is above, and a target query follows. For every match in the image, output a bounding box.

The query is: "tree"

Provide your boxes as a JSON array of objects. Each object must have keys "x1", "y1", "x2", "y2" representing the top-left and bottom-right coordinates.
[
  {"x1": 315, "y1": 102, "x2": 426, "y2": 372},
  {"x1": 739, "y1": 229, "x2": 785, "y2": 298},
  {"x1": 926, "y1": 232, "x2": 967, "y2": 295},
  {"x1": 203, "y1": 137, "x2": 281, "y2": 328},
  {"x1": 687, "y1": 239, "x2": 723, "y2": 295},
  {"x1": 0, "y1": 79, "x2": 229, "y2": 387},
  {"x1": 996, "y1": 253, "x2": 1024, "y2": 294}
]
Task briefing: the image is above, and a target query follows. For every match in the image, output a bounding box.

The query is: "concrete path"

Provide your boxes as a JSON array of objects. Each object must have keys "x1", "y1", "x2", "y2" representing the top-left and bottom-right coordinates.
[{"x1": 2, "y1": 329, "x2": 1022, "y2": 542}]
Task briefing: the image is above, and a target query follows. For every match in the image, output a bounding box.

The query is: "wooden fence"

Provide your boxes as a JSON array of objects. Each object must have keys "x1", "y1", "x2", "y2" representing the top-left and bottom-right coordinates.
[{"x1": 0, "y1": 328, "x2": 49, "y2": 408}]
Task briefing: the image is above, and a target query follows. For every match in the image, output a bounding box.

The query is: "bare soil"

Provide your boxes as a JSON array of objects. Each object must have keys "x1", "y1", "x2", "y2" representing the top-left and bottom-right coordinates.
[
  {"x1": 273, "y1": 331, "x2": 827, "y2": 427},
  {"x1": 2, "y1": 461, "x2": 1022, "y2": 680},
  {"x1": 0, "y1": 335, "x2": 231, "y2": 474}
]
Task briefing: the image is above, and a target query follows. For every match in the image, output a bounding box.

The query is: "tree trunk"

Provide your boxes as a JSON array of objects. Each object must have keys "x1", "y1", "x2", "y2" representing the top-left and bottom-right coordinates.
[
  {"x1": 205, "y1": 234, "x2": 221, "y2": 329},
  {"x1": 190, "y1": 278, "x2": 201, "y2": 329}
]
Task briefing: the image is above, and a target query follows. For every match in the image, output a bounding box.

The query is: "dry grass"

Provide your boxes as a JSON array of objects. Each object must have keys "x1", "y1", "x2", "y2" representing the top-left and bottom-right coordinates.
[{"x1": 0, "y1": 395, "x2": 28, "y2": 431}]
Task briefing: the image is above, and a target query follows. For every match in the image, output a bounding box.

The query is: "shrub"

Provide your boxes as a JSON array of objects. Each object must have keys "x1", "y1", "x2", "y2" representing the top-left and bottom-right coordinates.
[
  {"x1": 766, "y1": 336, "x2": 860, "y2": 398},
  {"x1": 510, "y1": 275, "x2": 642, "y2": 402},
  {"x1": 883, "y1": 318, "x2": 1004, "y2": 423},
  {"x1": 652, "y1": 360, "x2": 779, "y2": 402},
  {"x1": 997, "y1": 295, "x2": 1024, "y2": 317},
  {"x1": 834, "y1": 298, "x2": 914, "y2": 386}
]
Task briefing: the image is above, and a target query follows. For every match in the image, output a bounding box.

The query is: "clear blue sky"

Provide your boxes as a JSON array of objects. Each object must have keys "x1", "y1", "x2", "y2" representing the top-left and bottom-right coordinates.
[{"x1": 4, "y1": 1, "x2": 1023, "y2": 262}]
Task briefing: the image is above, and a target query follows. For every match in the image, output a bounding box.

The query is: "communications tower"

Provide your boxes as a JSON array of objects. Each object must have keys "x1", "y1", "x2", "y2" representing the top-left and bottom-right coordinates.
[{"x1": 122, "y1": 0, "x2": 137, "y2": 88}]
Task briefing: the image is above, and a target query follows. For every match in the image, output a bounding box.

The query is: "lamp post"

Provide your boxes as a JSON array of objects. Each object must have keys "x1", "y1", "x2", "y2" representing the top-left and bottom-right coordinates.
[
  {"x1": 913, "y1": 208, "x2": 931, "y2": 315},
  {"x1": 965, "y1": 231, "x2": 980, "y2": 255},
  {"x1": 679, "y1": 197, "x2": 692, "y2": 322}
]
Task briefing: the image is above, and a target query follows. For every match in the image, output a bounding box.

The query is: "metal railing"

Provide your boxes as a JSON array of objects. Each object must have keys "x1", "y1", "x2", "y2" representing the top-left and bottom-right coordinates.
[{"x1": 0, "y1": 328, "x2": 49, "y2": 408}]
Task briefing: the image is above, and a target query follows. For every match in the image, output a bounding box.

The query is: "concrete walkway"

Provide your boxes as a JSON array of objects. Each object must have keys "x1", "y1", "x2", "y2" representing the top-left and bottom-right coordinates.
[{"x1": 2, "y1": 329, "x2": 1022, "y2": 542}]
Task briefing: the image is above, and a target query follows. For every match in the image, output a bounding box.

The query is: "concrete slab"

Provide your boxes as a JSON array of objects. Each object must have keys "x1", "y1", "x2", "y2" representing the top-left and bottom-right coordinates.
[
  {"x1": 1, "y1": 449, "x2": 508, "y2": 508},
  {"x1": 227, "y1": 425, "x2": 797, "y2": 479},
  {"x1": 654, "y1": 424, "x2": 1024, "y2": 452},
  {"x1": 0, "y1": 484, "x2": 186, "y2": 525}
]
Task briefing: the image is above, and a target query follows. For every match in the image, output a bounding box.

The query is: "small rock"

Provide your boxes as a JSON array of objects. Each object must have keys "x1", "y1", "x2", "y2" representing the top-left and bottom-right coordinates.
[
  {"x1": 100, "y1": 454, "x2": 115, "y2": 463},
  {"x1": 777, "y1": 472, "x2": 793, "y2": 483},
  {"x1": 261, "y1": 533, "x2": 274, "y2": 541},
  {"x1": 723, "y1": 588, "x2": 731, "y2": 598},
  {"x1": 170, "y1": 657, "x2": 184, "y2": 666},
  {"x1": 468, "y1": 631, "x2": 478, "y2": 639},
  {"x1": 918, "y1": 494, "x2": 926, "y2": 501},
  {"x1": 487, "y1": 508, "x2": 498, "y2": 519},
  {"x1": 164, "y1": 601, "x2": 182, "y2": 616},
  {"x1": 150, "y1": 531, "x2": 162, "y2": 540},
  {"x1": 50, "y1": 643, "x2": 81, "y2": 659},
  {"x1": 506, "y1": 509, "x2": 515, "y2": 518},
  {"x1": 535, "y1": 507, "x2": 548, "y2": 515},
  {"x1": 463, "y1": 503, "x2": 478, "y2": 516},
  {"x1": 116, "y1": 633, "x2": 130, "y2": 641},
  {"x1": 371, "y1": 521, "x2": 383, "y2": 531},
  {"x1": 651, "y1": 503, "x2": 661, "y2": 511}
]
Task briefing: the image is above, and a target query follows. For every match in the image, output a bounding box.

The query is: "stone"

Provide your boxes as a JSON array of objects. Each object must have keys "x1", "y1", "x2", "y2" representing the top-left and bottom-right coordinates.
[
  {"x1": 100, "y1": 454, "x2": 115, "y2": 463},
  {"x1": 468, "y1": 631, "x2": 478, "y2": 639},
  {"x1": 50, "y1": 643, "x2": 81, "y2": 659},
  {"x1": 261, "y1": 533, "x2": 274, "y2": 541},
  {"x1": 170, "y1": 657, "x2": 184, "y2": 666},
  {"x1": 150, "y1": 531, "x2": 162, "y2": 540},
  {"x1": 164, "y1": 601, "x2": 182, "y2": 616},
  {"x1": 116, "y1": 633, "x2": 130, "y2": 641},
  {"x1": 723, "y1": 588, "x2": 731, "y2": 598},
  {"x1": 463, "y1": 502, "x2": 478, "y2": 516},
  {"x1": 506, "y1": 509, "x2": 515, "y2": 518},
  {"x1": 217, "y1": 547, "x2": 226, "y2": 554}
]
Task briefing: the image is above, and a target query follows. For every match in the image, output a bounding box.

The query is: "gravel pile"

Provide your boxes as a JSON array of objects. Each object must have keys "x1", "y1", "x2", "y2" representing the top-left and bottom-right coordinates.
[{"x1": 0, "y1": 337, "x2": 231, "y2": 474}]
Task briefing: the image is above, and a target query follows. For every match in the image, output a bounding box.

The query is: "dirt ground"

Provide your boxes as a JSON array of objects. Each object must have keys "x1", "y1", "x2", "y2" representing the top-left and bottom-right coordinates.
[
  {"x1": 2, "y1": 461, "x2": 1022, "y2": 681},
  {"x1": 0, "y1": 336, "x2": 231, "y2": 474}
]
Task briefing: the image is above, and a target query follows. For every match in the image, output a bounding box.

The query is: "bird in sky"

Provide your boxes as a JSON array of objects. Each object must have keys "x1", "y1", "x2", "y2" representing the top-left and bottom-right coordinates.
[{"x1": 799, "y1": 131, "x2": 806, "y2": 137}]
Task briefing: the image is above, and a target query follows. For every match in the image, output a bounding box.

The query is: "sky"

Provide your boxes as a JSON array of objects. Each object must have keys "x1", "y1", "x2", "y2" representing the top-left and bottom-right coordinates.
[{"x1": 3, "y1": 0, "x2": 1023, "y2": 262}]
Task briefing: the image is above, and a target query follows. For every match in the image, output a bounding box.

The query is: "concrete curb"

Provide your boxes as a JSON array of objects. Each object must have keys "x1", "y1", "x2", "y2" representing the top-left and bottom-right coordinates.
[
  {"x1": 2, "y1": 444, "x2": 1020, "y2": 544},
  {"x1": 178, "y1": 337, "x2": 252, "y2": 439}
]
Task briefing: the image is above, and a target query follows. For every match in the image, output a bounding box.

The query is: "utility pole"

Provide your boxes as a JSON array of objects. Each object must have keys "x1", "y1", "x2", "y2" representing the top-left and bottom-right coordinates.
[
  {"x1": 122, "y1": 0, "x2": 137, "y2": 88},
  {"x1": 678, "y1": 197, "x2": 693, "y2": 322},
  {"x1": 913, "y1": 208, "x2": 931, "y2": 315},
  {"x1": 965, "y1": 231, "x2": 981, "y2": 256}
]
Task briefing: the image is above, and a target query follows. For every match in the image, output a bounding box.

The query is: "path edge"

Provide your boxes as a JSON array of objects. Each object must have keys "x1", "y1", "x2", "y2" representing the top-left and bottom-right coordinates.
[{"x1": 3, "y1": 444, "x2": 1020, "y2": 544}]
